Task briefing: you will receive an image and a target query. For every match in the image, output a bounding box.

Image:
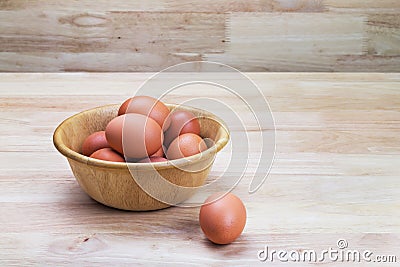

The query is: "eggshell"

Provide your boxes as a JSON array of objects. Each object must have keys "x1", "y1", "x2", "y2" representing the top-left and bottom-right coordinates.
[
  {"x1": 90, "y1": 148, "x2": 125, "y2": 162},
  {"x1": 118, "y1": 96, "x2": 171, "y2": 130},
  {"x1": 81, "y1": 131, "x2": 110, "y2": 156},
  {"x1": 137, "y1": 157, "x2": 168, "y2": 163},
  {"x1": 166, "y1": 133, "x2": 207, "y2": 160},
  {"x1": 199, "y1": 192, "x2": 247, "y2": 245},
  {"x1": 105, "y1": 113, "x2": 163, "y2": 159},
  {"x1": 151, "y1": 146, "x2": 165, "y2": 158},
  {"x1": 163, "y1": 110, "x2": 200, "y2": 147}
]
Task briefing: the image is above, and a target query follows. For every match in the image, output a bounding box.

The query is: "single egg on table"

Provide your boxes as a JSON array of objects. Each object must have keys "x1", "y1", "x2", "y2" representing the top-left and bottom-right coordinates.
[{"x1": 199, "y1": 192, "x2": 247, "y2": 245}]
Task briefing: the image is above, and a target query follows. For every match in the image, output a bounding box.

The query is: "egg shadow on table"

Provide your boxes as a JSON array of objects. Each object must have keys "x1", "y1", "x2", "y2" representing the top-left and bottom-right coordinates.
[
  {"x1": 62, "y1": 188, "x2": 202, "y2": 234},
  {"x1": 60, "y1": 188, "x2": 249, "y2": 255},
  {"x1": 202, "y1": 235, "x2": 249, "y2": 258}
]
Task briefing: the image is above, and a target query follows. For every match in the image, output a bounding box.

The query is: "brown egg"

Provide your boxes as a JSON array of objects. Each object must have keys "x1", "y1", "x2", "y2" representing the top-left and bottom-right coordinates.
[
  {"x1": 151, "y1": 145, "x2": 165, "y2": 158},
  {"x1": 166, "y1": 133, "x2": 207, "y2": 160},
  {"x1": 164, "y1": 110, "x2": 201, "y2": 147},
  {"x1": 118, "y1": 98, "x2": 131, "y2": 115},
  {"x1": 137, "y1": 157, "x2": 168, "y2": 163},
  {"x1": 118, "y1": 96, "x2": 171, "y2": 130},
  {"x1": 199, "y1": 192, "x2": 247, "y2": 245},
  {"x1": 105, "y1": 113, "x2": 163, "y2": 159},
  {"x1": 81, "y1": 131, "x2": 110, "y2": 156},
  {"x1": 90, "y1": 148, "x2": 125, "y2": 162}
]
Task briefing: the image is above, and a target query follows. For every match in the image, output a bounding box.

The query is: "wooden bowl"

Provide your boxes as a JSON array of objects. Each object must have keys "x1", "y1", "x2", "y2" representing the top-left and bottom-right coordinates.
[{"x1": 53, "y1": 104, "x2": 230, "y2": 211}]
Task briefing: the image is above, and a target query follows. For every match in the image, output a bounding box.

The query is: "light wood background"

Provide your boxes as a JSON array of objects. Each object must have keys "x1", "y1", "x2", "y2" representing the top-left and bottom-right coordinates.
[
  {"x1": 0, "y1": 73, "x2": 399, "y2": 265},
  {"x1": 0, "y1": 0, "x2": 400, "y2": 72}
]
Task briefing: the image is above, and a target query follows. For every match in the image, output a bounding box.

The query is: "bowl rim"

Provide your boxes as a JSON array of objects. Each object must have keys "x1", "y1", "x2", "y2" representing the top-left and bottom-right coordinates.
[{"x1": 53, "y1": 103, "x2": 230, "y2": 170}]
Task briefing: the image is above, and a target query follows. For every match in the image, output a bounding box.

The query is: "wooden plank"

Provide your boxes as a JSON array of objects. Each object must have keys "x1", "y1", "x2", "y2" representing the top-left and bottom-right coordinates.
[
  {"x1": 0, "y1": 176, "x2": 399, "y2": 229},
  {"x1": 0, "y1": 11, "x2": 112, "y2": 53},
  {"x1": 0, "y1": 52, "x2": 202, "y2": 72},
  {"x1": 270, "y1": 0, "x2": 326, "y2": 12},
  {"x1": 0, "y1": 0, "x2": 168, "y2": 12},
  {"x1": 3, "y1": 0, "x2": 399, "y2": 13},
  {"x1": 0, "y1": 11, "x2": 226, "y2": 54},
  {"x1": 226, "y1": 13, "x2": 365, "y2": 55},
  {"x1": 1, "y1": 233, "x2": 398, "y2": 266},
  {"x1": 1, "y1": 161, "x2": 400, "y2": 230},
  {"x1": 205, "y1": 53, "x2": 338, "y2": 71},
  {"x1": 1, "y1": 2, "x2": 400, "y2": 72},
  {"x1": 334, "y1": 55, "x2": 400, "y2": 72},
  {"x1": 0, "y1": 146, "x2": 393, "y2": 178},
  {"x1": 367, "y1": 14, "x2": 400, "y2": 56},
  {"x1": 1, "y1": 72, "x2": 400, "y2": 94},
  {"x1": 2, "y1": 106, "x2": 400, "y2": 154},
  {"x1": 0, "y1": 9, "x2": 224, "y2": 71},
  {"x1": 4, "y1": 0, "x2": 398, "y2": 13},
  {"x1": 5, "y1": 53, "x2": 400, "y2": 73},
  {"x1": 206, "y1": 13, "x2": 366, "y2": 71},
  {"x1": 109, "y1": 12, "x2": 225, "y2": 53},
  {"x1": 166, "y1": 0, "x2": 273, "y2": 12},
  {"x1": 0, "y1": 0, "x2": 326, "y2": 13},
  {"x1": 325, "y1": 0, "x2": 400, "y2": 13}
]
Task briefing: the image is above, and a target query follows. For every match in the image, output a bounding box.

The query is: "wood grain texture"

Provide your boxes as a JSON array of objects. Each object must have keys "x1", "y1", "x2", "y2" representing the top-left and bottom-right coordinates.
[
  {"x1": 0, "y1": 0, "x2": 325, "y2": 12},
  {"x1": 0, "y1": 1, "x2": 400, "y2": 72},
  {"x1": 0, "y1": 11, "x2": 226, "y2": 53},
  {"x1": 206, "y1": 13, "x2": 366, "y2": 71},
  {"x1": 367, "y1": 14, "x2": 400, "y2": 56},
  {"x1": 3, "y1": 0, "x2": 400, "y2": 13},
  {"x1": 324, "y1": 0, "x2": 400, "y2": 13},
  {"x1": 0, "y1": 73, "x2": 399, "y2": 265}
]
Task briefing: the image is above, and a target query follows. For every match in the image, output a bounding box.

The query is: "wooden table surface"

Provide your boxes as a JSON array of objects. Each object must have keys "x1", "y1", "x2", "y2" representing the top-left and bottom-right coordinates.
[{"x1": 0, "y1": 73, "x2": 399, "y2": 266}]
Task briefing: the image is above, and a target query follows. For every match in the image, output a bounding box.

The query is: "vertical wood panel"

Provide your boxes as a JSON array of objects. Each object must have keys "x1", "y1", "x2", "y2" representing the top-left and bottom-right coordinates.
[
  {"x1": 0, "y1": 52, "x2": 202, "y2": 72},
  {"x1": 5, "y1": 0, "x2": 400, "y2": 13},
  {"x1": 0, "y1": 11, "x2": 111, "y2": 53},
  {"x1": 367, "y1": 14, "x2": 400, "y2": 56},
  {"x1": 0, "y1": 0, "x2": 168, "y2": 11},
  {"x1": 271, "y1": 0, "x2": 326, "y2": 12},
  {"x1": 0, "y1": 11, "x2": 226, "y2": 53},
  {"x1": 110, "y1": 12, "x2": 226, "y2": 53},
  {"x1": 1, "y1": 0, "x2": 267, "y2": 12},
  {"x1": 335, "y1": 55, "x2": 400, "y2": 72},
  {"x1": 227, "y1": 13, "x2": 365, "y2": 55},
  {"x1": 325, "y1": 0, "x2": 400, "y2": 13},
  {"x1": 206, "y1": 13, "x2": 366, "y2": 71},
  {"x1": 0, "y1": 1, "x2": 400, "y2": 71}
]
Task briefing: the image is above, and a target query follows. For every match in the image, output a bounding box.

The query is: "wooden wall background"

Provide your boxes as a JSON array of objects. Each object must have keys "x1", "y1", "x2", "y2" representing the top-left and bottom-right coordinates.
[{"x1": 0, "y1": 0, "x2": 399, "y2": 72}]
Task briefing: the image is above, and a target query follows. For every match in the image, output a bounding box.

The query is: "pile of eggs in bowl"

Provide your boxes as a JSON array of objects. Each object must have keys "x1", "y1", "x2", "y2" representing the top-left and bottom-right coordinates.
[
  {"x1": 81, "y1": 96, "x2": 206, "y2": 163},
  {"x1": 80, "y1": 95, "x2": 247, "y2": 245}
]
